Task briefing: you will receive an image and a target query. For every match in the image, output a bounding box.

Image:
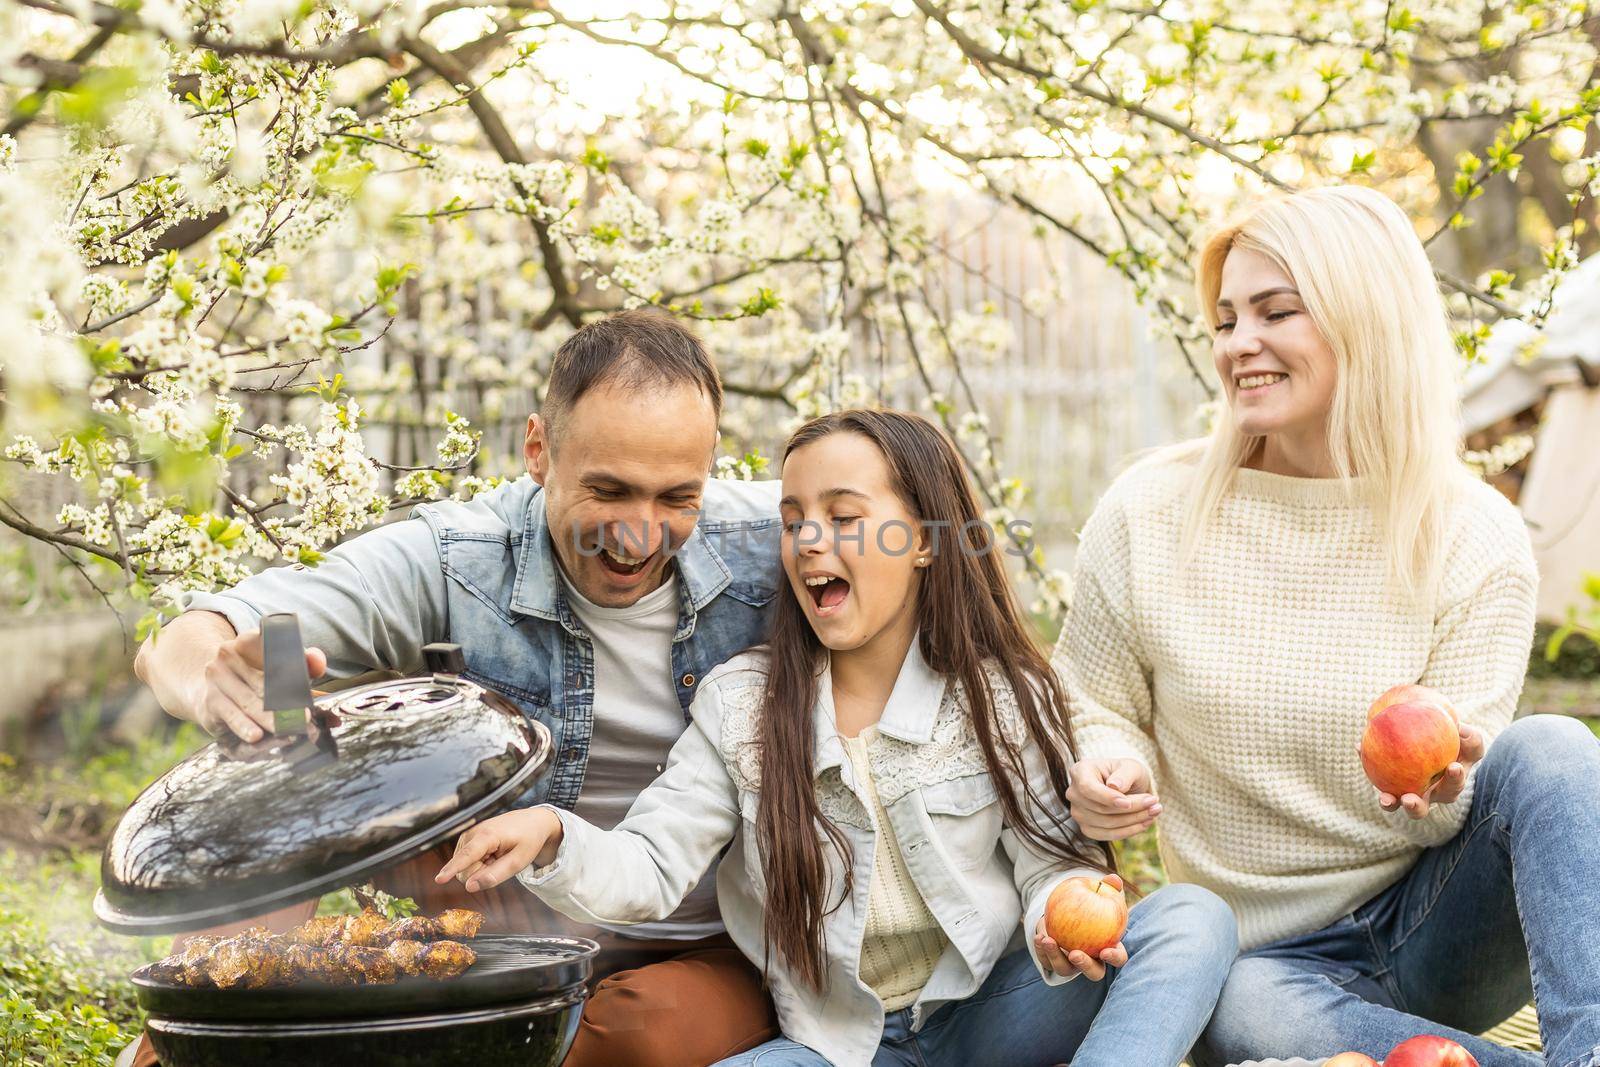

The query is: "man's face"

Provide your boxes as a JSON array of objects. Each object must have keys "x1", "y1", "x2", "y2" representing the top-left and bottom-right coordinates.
[{"x1": 525, "y1": 381, "x2": 718, "y2": 607}]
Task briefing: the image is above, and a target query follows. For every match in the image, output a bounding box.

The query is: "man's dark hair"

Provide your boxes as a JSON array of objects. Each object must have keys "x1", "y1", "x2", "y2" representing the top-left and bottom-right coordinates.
[{"x1": 542, "y1": 309, "x2": 723, "y2": 445}]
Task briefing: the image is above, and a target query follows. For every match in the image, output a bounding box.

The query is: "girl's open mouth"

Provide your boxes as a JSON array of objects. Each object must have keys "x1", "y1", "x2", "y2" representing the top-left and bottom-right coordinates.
[{"x1": 803, "y1": 575, "x2": 851, "y2": 617}]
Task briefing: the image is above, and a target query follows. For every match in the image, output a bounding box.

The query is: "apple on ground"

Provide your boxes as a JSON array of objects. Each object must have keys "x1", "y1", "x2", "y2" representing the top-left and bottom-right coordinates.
[
  {"x1": 1043, "y1": 873, "x2": 1128, "y2": 956},
  {"x1": 1360, "y1": 684, "x2": 1461, "y2": 797},
  {"x1": 1323, "y1": 1053, "x2": 1380, "y2": 1067},
  {"x1": 1385, "y1": 1034, "x2": 1480, "y2": 1067}
]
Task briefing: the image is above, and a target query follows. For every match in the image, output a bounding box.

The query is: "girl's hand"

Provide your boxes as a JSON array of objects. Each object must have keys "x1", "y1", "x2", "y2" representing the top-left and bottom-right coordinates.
[
  {"x1": 1066, "y1": 758, "x2": 1161, "y2": 840},
  {"x1": 436, "y1": 807, "x2": 564, "y2": 892},
  {"x1": 1362, "y1": 724, "x2": 1486, "y2": 820},
  {"x1": 1032, "y1": 917, "x2": 1129, "y2": 982}
]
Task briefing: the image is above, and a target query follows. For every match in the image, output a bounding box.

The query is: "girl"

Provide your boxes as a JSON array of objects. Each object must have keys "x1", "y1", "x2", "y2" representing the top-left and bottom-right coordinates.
[
  {"x1": 1056, "y1": 185, "x2": 1600, "y2": 1067},
  {"x1": 440, "y1": 409, "x2": 1236, "y2": 1067}
]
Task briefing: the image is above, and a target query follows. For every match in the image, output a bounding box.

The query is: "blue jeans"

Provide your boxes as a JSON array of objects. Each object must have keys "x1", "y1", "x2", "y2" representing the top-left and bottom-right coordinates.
[
  {"x1": 715, "y1": 883, "x2": 1237, "y2": 1067},
  {"x1": 1196, "y1": 715, "x2": 1600, "y2": 1067}
]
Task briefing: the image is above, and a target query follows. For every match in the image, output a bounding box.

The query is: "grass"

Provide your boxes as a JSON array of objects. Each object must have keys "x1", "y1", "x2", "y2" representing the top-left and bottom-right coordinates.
[
  {"x1": 0, "y1": 849, "x2": 164, "y2": 1066},
  {"x1": 0, "y1": 729, "x2": 202, "y2": 1067}
]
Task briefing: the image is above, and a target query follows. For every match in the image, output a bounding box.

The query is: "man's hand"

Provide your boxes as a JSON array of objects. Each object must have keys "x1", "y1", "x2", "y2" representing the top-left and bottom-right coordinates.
[
  {"x1": 198, "y1": 628, "x2": 328, "y2": 742},
  {"x1": 437, "y1": 808, "x2": 564, "y2": 892},
  {"x1": 136, "y1": 612, "x2": 327, "y2": 743},
  {"x1": 1033, "y1": 873, "x2": 1129, "y2": 981},
  {"x1": 1368, "y1": 724, "x2": 1486, "y2": 819},
  {"x1": 1066, "y1": 758, "x2": 1161, "y2": 841}
]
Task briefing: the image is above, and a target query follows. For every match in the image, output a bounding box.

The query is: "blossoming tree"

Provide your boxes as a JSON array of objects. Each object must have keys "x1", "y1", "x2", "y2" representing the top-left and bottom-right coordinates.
[{"x1": 2, "y1": 0, "x2": 1597, "y2": 637}]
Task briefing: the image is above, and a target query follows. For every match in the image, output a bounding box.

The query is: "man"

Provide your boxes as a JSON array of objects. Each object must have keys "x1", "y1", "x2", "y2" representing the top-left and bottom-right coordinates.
[{"x1": 132, "y1": 309, "x2": 783, "y2": 1066}]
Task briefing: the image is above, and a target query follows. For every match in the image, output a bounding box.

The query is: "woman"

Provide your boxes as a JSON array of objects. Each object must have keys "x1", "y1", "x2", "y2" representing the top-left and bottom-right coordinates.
[
  {"x1": 1056, "y1": 184, "x2": 1600, "y2": 1066},
  {"x1": 440, "y1": 410, "x2": 1236, "y2": 1067}
]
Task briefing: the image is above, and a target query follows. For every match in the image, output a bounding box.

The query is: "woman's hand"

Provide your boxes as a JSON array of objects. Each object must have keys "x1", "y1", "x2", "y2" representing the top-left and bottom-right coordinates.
[
  {"x1": 1365, "y1": 724, "x2": 1486, "y2": 820},
  {"x1": 436, "y1": 807, "x2": 564, "y2": 892},
  {"x1": 1066, "y1": 758, "x2": 1161, "y2": 840},
  {"x1": 1032, "y1": 873, "x2": 1130, "y2": 982}
]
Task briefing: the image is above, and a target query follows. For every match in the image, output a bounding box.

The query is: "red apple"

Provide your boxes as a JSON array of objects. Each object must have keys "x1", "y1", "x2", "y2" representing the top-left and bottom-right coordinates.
[
  {"x1": 1367, "y1": 683, "x2": 1458, "y2": 724},
  {"x1": 1324, "y1": 1054, "x2": 1381, "y2": 1067},
  {"x1": 1360, "y1": 697, "x2": 1461, "y2": 797},
  {"x1": 1386, "y1": 1035, "x2": 1480, "y2": 1067},
  {"x1": 1043, "y1": 873, "x2": 1128, "y2": 956}
]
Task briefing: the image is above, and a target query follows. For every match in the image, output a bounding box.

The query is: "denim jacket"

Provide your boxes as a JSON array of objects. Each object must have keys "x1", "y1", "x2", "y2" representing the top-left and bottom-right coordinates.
[
  {"x1": 522, "y1": 641, "x2": 1100, "y2": 1067},
  {"x1": 178, "y1": 475, "x2": 784, "y2": 812}
]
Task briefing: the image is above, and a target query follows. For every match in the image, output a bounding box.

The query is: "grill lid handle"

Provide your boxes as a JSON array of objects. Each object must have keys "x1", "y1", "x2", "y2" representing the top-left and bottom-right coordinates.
[
  {"x1": 423, "y1": 642, "x2": 466, "y2": 682},
  {"x1": 261, "y1": 613, "x2": 315, "y2": 736}
]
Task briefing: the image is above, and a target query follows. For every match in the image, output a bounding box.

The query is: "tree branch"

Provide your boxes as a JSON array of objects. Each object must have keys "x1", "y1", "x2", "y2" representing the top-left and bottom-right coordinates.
[
  {"x1": 4, "y1": 25, "x2": 117, "y2": 137},
  {"x1": 403, "y1": 34, "x2": 583, "y2": 329}
]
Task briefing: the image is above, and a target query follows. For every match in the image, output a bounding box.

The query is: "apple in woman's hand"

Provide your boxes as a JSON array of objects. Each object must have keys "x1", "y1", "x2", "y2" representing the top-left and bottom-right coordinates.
[
  {"x1": 1043, "y1": 873, "x2": 1128, "y2": 956},
  {"x1": 1360, "y1": 684, "x2": 1461, "y2": 797},
  {"x1": 1385, "y1": 1035, "x2": 1479, "y2": 1067},
  {"x1": 1324, "y1": 1053, "x2": 1381, "y2": 1067},
  {"x1": 1366, "y1": 684, "x2": 1456, "y2": 723}
]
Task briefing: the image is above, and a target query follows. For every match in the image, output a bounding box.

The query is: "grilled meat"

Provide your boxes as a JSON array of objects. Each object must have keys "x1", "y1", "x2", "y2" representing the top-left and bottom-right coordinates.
[
  {"x1": 281, "y1": 943, "x2": 343, "y2": 984},
  {"x1": 416, "y1": 941, "x2": 476, "y2": 980},
  {"x1": 329, "y1": 944, "x2": 399, "y2": 985},
  {"x1": 142, "y1": 910, "x2": 482, "y2": 988},
  {"x1": 384, "y1": 939, "x2": 430, "y2": 974},
  {"x1": 142, "y1": 956, "x2": 188, "y2": 984},
  {"x1": 176, "y1": 936, "x2": 221, "y2": 986},
  {"x1": 371, "y1": 915, "x2": 442, "y2": 947},
  {"x1": 287, "y1": 914, "x2": 347, "y2": 948},
  {"x1": 340, "y1": 908, "x2": 390, "y2": 947},
  {"x1": 204, "y1": 932, "x2": 288, "y2": 990},
  {"x1": 436, "y1": 908, "x2": 484, "y2": 940}
]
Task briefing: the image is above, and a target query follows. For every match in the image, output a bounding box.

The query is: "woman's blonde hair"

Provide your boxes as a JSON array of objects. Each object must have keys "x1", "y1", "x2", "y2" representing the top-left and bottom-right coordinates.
[{"x1": 1179, "y1": 184, "x2": 1464, "y2": 600}]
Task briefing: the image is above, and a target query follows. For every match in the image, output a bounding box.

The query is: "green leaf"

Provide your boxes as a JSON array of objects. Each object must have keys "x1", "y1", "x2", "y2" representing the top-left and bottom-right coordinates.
[
  {"x1": 57, "y1": 66, "x2": 142, "y2": 129},
  {"x1": 738, "y1": 287, "x2": 782, "y2": 316},
  {"x1": 1546, "y1": 623, "x2": 1576, "y2": 661}
]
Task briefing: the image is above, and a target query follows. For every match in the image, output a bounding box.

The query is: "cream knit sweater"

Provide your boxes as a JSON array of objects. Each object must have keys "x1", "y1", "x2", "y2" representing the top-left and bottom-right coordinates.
[
  {"x1": 840, "y1": 728, "x2": 950, "y2": 1011},
  {"x1": 1054, "y1": 453, "x2": 1538, "y2": 951}
]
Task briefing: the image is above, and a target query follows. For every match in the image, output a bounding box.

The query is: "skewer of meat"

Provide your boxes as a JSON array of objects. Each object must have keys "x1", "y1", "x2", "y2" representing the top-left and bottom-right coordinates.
[
  {"x1": 144, "y1": 935, "x2": 476, "y2": 987},
  {"x1": 286, "y1": 907, "x2": 484, "y2": 948},
  {"x1": 141, "y1": 908, "x2": 483, "y2": 987}
]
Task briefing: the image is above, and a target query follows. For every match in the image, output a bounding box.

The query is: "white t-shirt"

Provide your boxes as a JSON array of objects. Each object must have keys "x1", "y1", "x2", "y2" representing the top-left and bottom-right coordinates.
[{"x1": 563, "y1": 571, "x2": 725, "y2": 941}]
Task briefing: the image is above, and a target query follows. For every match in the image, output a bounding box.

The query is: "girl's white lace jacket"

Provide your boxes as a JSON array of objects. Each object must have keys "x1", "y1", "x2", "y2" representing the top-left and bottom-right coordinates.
[{"x1": 520, "y1": 640, "x2": 1103, "y2": 1067}]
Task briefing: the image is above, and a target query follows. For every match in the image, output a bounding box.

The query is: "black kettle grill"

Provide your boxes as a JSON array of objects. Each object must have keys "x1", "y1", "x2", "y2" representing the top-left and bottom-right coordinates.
[{"x1": 95, "y1": 614, "x2": 596, "y2": 1066}]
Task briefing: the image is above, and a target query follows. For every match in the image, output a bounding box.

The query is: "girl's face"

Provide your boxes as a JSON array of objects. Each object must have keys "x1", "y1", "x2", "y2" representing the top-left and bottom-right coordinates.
[
  {"x1": 779, "y1": 432, "x2": 929, "y2": 653},
  {"x1": 1212, "y1": 248, "x2": 1338, "y2": 450}
]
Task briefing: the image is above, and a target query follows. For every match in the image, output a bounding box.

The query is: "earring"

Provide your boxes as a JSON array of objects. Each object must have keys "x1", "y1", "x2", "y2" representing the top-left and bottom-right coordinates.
[{"x1": 916, "y1": 556, "x2": 929, "y2": 566}]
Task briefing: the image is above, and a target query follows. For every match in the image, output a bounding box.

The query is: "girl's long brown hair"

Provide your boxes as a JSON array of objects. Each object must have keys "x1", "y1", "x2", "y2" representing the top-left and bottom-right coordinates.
[{"x1": 755, "y1": 409, "x2": 1115, "y2": 990}]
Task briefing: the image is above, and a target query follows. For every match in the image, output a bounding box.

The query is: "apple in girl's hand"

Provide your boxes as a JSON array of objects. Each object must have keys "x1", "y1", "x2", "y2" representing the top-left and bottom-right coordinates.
[
  {"x1": 1385, "y1": 1035, "x2": 1480, "y2": 1067},
  {"x1": 1324, "y1": 1053, "x2": 1381, "y2": 1067},
  {"x1": 1360, "y1": 685, "x2": 1461, "y2": 797},
  {"x1": 1043, "y1": 873, "x2": 1128, "y2": 956}
]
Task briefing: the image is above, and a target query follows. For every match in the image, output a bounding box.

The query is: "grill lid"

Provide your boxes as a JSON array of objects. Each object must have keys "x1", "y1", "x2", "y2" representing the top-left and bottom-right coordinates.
[{"x1": 95, "y1": 616, "x2": 550, "y2": 934}]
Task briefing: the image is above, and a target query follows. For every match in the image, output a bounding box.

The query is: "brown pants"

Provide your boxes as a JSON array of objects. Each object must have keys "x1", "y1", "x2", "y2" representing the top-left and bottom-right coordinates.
[{"x1": 131, "y1": 842, "x2": 777, "y2": 1067}]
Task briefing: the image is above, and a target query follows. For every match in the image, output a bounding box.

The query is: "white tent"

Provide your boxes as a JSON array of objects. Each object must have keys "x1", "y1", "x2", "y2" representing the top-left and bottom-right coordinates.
[{"x1": 1462, "y1": 252, "x2": 1600, "y2": 624}]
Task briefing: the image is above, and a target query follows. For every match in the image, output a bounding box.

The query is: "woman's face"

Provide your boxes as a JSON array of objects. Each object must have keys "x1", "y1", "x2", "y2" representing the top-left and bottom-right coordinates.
[
  {"x1": 779, "y1": 431, "x2": 927, "y2": 653},
  {"x1": 1212, "y1": 248, "x2": 1338, "y2": 451}
]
